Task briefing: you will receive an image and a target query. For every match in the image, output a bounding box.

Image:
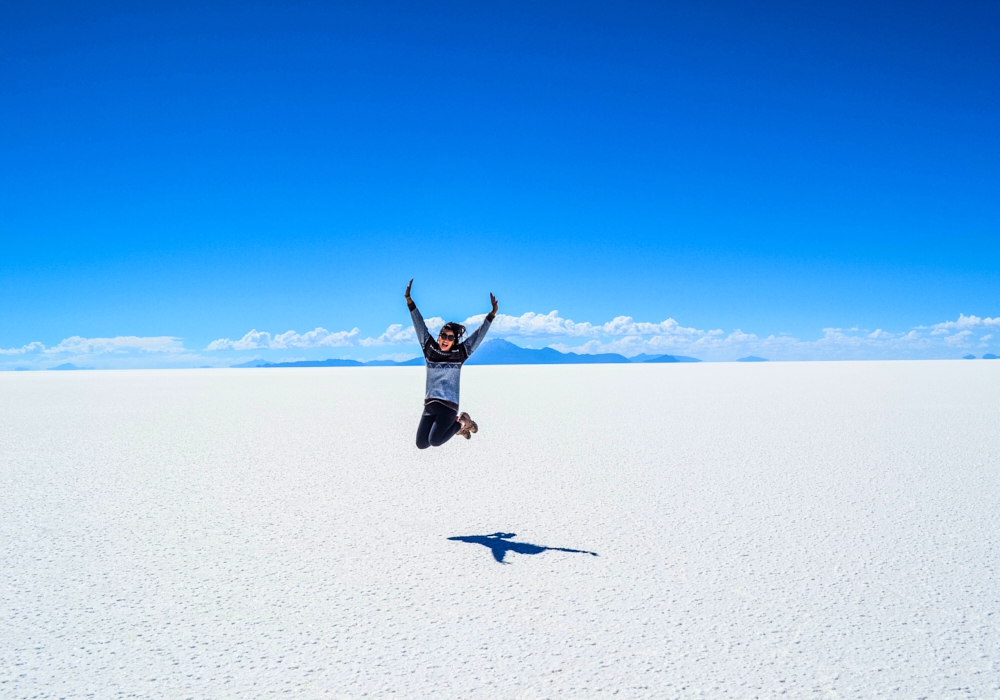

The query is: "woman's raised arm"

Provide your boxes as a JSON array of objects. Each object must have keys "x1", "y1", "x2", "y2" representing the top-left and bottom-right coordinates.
[
  {"x1": 406, "y1": 279, "x2": 431, "y2": 347},
  {"x1": 462, "y1": 292, "x2": 499, "y2": 357}
]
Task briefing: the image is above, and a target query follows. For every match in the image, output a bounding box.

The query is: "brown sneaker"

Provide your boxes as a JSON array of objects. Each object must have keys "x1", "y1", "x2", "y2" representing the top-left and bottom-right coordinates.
[
  {"x1": 458, "y1": 412, "x2": 473, "y2": 431},
  {"x1": 457, "y1": 412, "x2": 477, "y2": 439}
]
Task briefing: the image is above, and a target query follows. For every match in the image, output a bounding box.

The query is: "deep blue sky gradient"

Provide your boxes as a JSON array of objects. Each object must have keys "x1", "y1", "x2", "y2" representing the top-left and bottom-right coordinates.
[{"x1": 2, "y1": 1, "x2": 998, "y2": 353}]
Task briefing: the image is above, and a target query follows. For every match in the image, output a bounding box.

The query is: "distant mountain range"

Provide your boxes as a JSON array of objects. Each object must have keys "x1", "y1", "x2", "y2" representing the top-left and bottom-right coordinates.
[
  {"x1": 232, "y1": 339, "x2": 703, "y2": 368},
  {"x1": 231, "y1": 357, "x2": 422, "y2": 368},
  {"x1": 637, "y1": 353, "x2": 702, "y2": 363},
  {"x1": 466, "y1": 339, "x2": 630, "y2": 364}
]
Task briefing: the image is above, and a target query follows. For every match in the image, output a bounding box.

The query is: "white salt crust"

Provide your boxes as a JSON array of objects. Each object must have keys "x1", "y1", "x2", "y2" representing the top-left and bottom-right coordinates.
[{"x1": 1, "y1": 362, "x2": 998, "y2": 698}]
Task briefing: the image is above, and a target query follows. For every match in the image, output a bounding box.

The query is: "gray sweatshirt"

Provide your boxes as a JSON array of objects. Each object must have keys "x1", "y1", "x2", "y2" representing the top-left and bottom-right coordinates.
[{"x1": 409, "y1": 302, "x2": 492, "y2": 409}]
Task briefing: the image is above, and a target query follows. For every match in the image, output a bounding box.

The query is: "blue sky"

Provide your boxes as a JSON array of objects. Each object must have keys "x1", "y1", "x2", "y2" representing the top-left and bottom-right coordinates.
[{"x1": 2, "y1": 1, "x2": 998, "y2": 368}]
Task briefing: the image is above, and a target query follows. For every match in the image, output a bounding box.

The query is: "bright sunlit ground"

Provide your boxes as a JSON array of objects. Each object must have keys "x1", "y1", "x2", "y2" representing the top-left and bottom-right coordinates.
[{"x1": 2, "y1": 362, "x2": 998, "y2": 698}]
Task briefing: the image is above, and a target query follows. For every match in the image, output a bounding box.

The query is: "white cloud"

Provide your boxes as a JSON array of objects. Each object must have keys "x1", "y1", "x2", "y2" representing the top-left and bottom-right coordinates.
[
  {"x1": 943, "y1": 330, "x2": 974, "y2": 347},
  {"x1": 548, "y1": 314, "x2": 998, "y2": 361},
  {"x1": 470, "y1": 310, "x2": 600, "y2": 337},
  {"x1": 359, "y1": 318, "x2": 445, "y2": 346},
  {"x1": 0, "y1": 336, "x2": 183, "y2": 356},
  {"x1": 930, "y1": 313, "x2": 1000, "y2": 332},
  {"x1": 206, "y1": 330, "x2": 269, "y2": 351},
  {"x1": 209, "y1": 319, "x2": 450, "y2": 351},
  {"x1": 360, "y1": 323, "x2": 413, "y2": 346},
  {"x1": 460, "y1": 311, "x2": 725, "y2": 344},
  {"x1": 51, "y1": 336, "x2": 184, "y2": 354},
  {"x1": 0, "y1": 341, "x2": 46, "y2": 355},
  {"x1": 207, "y1": 327, "x2": 360, "y2": 351},
  {"x1": 273, "y1": 327, "x2": 360, "y2": 349},
  {"x1": 600, "y1": 316, "x2": 721, "y2": 338},
  {"x1": 206, "y1": 312, "x2": 616, "y2": 353}
]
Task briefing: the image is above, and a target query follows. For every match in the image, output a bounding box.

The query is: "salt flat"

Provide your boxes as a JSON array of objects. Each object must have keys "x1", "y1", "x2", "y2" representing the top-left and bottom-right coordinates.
[{"x1": 1, "y1": 362, "x2": 998, "y2": 699}]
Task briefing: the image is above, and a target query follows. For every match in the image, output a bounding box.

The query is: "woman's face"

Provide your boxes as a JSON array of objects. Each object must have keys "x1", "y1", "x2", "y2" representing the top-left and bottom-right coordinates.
[{"x1": 438, "y1": 329, "x2": 456, "y2": 351}]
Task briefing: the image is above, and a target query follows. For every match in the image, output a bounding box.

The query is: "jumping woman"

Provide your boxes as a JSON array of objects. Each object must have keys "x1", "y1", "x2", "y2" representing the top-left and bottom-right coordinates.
[{"x1": 406, "y1": 279, "x2": 498, "y2": 449}]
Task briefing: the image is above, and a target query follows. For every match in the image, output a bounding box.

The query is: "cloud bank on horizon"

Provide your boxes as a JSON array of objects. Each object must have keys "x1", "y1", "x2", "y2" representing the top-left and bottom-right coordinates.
[{"x1": 2, "y1": 313, "x2": 998, "y2": 370}]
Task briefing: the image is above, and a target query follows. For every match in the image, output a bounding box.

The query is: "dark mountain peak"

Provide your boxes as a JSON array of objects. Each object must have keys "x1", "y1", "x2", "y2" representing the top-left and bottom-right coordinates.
[
  {"x1": 643, "y1": 354, "x2": 679, "y2": 363},
  {"x1": 633, "y1": 353, "x2": 702, "y2": 363}
]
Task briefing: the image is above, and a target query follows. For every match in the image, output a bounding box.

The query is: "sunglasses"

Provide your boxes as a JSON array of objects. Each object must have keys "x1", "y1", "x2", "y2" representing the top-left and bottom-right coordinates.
[{"x1": 438, "y1": 332, "x2": 456, "y2": 341}]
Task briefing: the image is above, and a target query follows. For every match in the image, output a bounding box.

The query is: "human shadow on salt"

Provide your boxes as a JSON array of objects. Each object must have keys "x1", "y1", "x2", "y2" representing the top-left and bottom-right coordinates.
[{"x1": 448, "y1": 532, "x2": 599, "y2": 564}]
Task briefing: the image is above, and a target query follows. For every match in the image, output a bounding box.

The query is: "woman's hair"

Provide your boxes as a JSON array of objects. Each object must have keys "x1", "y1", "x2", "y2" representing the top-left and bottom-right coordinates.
[{"x1": 439, "y1": 322, "x2": 466, "y2": 344}]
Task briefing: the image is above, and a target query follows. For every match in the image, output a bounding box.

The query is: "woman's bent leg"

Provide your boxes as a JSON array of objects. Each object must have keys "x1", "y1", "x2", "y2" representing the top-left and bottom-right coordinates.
[
  {"x1": 415, "y1": 408, "x2": 436, "y2": 449},
  {"x1": 416, "y1": 403, "x2": 460, "y2": 448},
  {"x1": 416, "y1": 402, "x2": 460, "y2": 448},
  {"x1": 429, "y1": 411, "x2": 462, "y2": 446}
]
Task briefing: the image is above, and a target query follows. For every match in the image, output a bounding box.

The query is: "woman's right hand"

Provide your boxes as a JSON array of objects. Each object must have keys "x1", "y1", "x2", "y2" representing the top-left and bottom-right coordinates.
[{"x1": 405, "y1": 279, "x2": 413, "y2": 299}]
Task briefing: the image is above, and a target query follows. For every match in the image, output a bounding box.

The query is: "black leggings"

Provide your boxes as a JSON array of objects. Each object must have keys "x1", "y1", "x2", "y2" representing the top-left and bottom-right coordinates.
[{"x1": 416, "y1": 402, "x2": 461, "y2": 449}]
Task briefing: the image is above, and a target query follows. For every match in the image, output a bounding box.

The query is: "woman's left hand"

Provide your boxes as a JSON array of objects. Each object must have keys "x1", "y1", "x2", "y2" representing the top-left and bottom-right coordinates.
[{"x1": 489, "y1": 293, "x2": 499, "y2": 316}]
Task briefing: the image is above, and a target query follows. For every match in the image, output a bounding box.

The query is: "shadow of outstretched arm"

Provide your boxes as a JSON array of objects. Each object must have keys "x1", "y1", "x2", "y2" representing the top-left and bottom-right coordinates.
[
  {"x1": 448, "y1": 532, "x2": 599, "y2": 564},
  {"x1": 546, "y1": 546, "x2": 599, "y2": 556}
]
